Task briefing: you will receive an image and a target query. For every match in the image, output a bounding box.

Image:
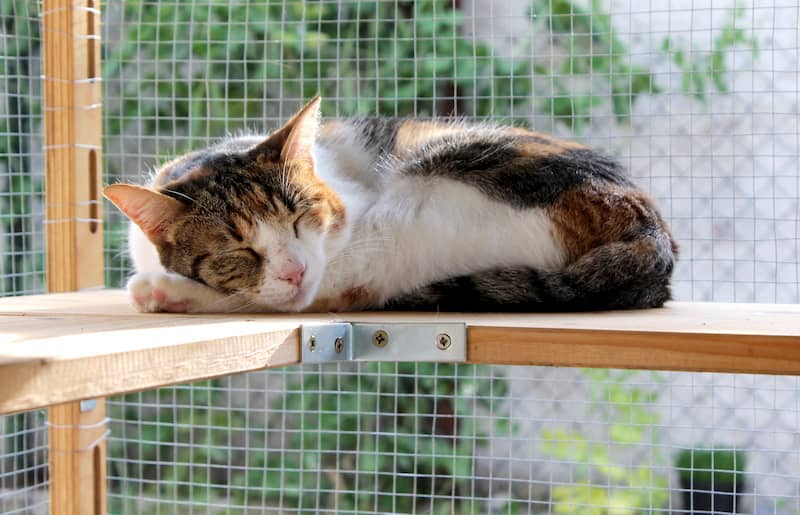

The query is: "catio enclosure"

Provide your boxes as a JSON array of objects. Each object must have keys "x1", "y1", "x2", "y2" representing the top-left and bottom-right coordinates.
[{"x1": 1, "y1": 0, "x2": 800, "y2": 514}]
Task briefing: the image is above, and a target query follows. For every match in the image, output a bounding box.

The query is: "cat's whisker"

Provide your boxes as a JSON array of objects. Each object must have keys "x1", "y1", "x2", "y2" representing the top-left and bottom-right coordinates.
[
  {"x1": 225, "y1": 298, "x2": 263, "y2": 314},
  {"x1": 162, "y1": 189, "x2": 197, "y2": 204},
  {"x1": 344, "y1": 236, "x2": 395, "y2": 248},
  {"x1": 205, "y1": 292, "x2": 253, "y2": 312},
  {"x1": 291, "y1": 180, "x2": 315, "y2": 197}
]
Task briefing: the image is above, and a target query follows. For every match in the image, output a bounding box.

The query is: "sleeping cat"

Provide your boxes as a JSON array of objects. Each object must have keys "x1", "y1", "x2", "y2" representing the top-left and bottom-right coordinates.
[{"x1": 104, "y1": 96, "x2": 676, "y2": 313}]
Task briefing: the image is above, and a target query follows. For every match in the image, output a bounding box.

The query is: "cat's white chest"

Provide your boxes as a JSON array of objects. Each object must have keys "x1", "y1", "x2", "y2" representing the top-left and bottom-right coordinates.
[{"x1": 128, "y1": 223, "x2": 166, "y2": 274}]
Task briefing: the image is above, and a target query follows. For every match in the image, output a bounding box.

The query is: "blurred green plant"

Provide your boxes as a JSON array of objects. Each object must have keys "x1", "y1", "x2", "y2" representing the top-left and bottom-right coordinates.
[
  {"x1": 104, "y1": 0, "x2": 492, "y2": 145},
  {"x1": 0, "y1": 1, "x2": 44, "y2": 296},
  {"x1": 661, "y1": 4, "x2": 758, "y2": 103},
  {"x1": 540, "y1": 370, "x2": 669, "y2": 514},
  {"x1": 109, "y1": 363, "x2": 512, "y2": 513},
  {"x1": 524, "y1": 0, "x2": 660, "y2": 130},
  {"x1": 103, "y1": 0, "x2": 664, "y2": 146},
  {"x1": 676, "y1": 448, "x2": 746, "y2": 487}
]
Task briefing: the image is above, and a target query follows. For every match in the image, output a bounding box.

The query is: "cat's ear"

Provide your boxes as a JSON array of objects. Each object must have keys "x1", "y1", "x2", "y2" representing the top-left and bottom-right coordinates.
[
  {"x1": 104, "y1": 184, "x2": 187, "y2": 244},
  {"x1": 253, "y1": 96, "x2": 321, "y2": 166}
]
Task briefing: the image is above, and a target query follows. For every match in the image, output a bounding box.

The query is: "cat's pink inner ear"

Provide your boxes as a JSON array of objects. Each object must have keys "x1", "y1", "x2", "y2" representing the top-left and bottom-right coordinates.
[
  {"x1": 281, "y1": 96, "x2": 321, "y2": 164},
  {"x1": 104, "y1": 184, "x2": 186, "y2": 243}
]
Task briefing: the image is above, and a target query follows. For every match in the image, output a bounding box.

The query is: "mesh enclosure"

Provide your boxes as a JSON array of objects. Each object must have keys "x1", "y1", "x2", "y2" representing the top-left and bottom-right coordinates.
[
  {"x1": 0, "y1": 2, "x2": 48, "y2": 513},
  {"x1": 0, "y1": 2, "x2": 45, "y2": 296},
  {"x1": 106, "y1": 366, "x2": 800, "y2": 514},
  {"x1": 0, "y1": 0, "x2": 798, "y2": 513},
  {"x1": 101, "y1": 0, "x2": 800, "y2": 301}
]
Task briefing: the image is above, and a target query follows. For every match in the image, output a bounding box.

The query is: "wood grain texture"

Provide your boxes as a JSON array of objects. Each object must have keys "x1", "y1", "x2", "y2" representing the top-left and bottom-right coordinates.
[
  {"x1": 43, "y1": 0, "x2": 103, "y2": 293},
  {"x1": 43, "y1": 1, "x2": 105, "y2": 512},
  {"x1": 0, "y1": 311, "x2": 300, "y2": 414},
  {"x1": 1, "y1": 290, "x2": 799, "y2": 416},
  {"x1": 48, "y1": 401, "x2": 107, "y2": 515},
  {"x1": 466, "y1": 327, "x2": 800, "y2": 374}
]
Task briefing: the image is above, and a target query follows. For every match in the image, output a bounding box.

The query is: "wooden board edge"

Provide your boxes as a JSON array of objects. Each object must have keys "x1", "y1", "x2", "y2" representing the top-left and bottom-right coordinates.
[
  {"x1": 466, "y1": 326, "x2": 800, "y2": 375},
  {"x1": 0, "y1": 327, "x2": 300, "y2": 415}
]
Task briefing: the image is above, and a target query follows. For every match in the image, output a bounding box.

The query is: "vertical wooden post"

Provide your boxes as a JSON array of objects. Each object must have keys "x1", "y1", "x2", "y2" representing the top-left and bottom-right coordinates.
[
  {"x1": 48, "y1": 401, "x2": 108, "y2": 515},
  {"x1": 42, "y1": 0, "x2": 106, "y2": 514}
]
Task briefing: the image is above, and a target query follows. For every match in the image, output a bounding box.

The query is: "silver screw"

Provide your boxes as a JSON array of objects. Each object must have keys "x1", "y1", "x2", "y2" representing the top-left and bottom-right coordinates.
[
  {"x1": 309, "y1": 335, "x2": 316, "y2": 352},
  {"x1": 334, "y1": 337, "x2": 344, "y2": 354},
  {"x1": 435, "y1": 333, "x2": 452, "y2": 350},
  {"x1": 372, "y1": 329, "x2": 389, "y2": 348}
]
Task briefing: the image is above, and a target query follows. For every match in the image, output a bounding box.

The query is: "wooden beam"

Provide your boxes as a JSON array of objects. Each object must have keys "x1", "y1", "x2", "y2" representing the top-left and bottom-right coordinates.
[
  {"x1": 48, "y1": 401, "x2": 107, "y2": 515},
  {"x1": 42, "y1": 0, "x2": 104, "y2": 512},
  {"x1": 0, "y1": 290, "x2": 799, "y2": 416},
  {"x1": 0, "y1": 309, "x2": 301, "y2": 414},
  {"x1": 43, "y1": 0, "x2": 103, "y2": 293}
]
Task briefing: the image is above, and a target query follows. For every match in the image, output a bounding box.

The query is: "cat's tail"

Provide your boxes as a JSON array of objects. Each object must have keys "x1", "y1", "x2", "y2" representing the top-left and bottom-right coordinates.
[{"x1": 385, "y1": 231, "x2": 677, "y2": 312}]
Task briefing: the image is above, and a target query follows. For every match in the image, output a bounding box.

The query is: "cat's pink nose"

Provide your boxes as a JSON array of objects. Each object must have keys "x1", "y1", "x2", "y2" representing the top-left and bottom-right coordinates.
[{"x1": 278, "y1": 261, "x2": 306, "y2": 286}]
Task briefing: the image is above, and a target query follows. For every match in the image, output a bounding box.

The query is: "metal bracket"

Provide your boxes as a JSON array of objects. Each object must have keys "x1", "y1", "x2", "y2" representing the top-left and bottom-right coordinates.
[
  {"x1": 301, "y1": 323, "x2": 352, "y2": 363},
  {"x1": 301, "y1": 322, "x2": 466, "y2": 363}
]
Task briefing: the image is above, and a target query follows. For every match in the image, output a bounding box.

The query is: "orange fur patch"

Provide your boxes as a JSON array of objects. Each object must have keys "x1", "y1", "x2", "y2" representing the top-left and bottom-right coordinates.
[
  {"x1": 393, "y1": 120, "x2": 466, "y2": 158},
  {"x1": 305, "y1": 285, "x2": 378, "y2": 312},
  {"x1": 548, "y1": 182, "x2": 673, "y2": 262},
  {"x1": 393, "y1": 120, "x2": 586, "y2": 159}
]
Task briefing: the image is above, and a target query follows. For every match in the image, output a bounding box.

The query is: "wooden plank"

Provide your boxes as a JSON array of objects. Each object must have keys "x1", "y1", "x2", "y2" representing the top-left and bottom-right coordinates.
[
  {"x1": 42, "y1": 0, "x2": 105, "y2": 512},
  {"x1": 467, "y1": 327, "x2": 800, "y2": 375},
  {"x1": 2, "y1": 290, "x2": 798, "y2": 338},
  {"x1": 43, "y1": 0, "x2": 103, "y2": 293},
  {"x1": 0, "y1": 314, "x2": 300, "y2": 414},
  {"x1": 48, "y1": 401, "x2": 106, "y2": 515},
  {"x1": 0, "y1": 289, "x2": 135, "y2": 317},
  {"x1": 0, "y1": 290, "x2": 799, "y2": 416}
]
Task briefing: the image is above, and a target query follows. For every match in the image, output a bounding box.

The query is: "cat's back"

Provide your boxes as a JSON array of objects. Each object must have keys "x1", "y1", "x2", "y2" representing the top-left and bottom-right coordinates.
[
  {"x1": 319, "y1": 116, "x2": 590, "y2": 162},
  {"x1": 323, "y1": 116, "x2": 673, "y2": 265}
]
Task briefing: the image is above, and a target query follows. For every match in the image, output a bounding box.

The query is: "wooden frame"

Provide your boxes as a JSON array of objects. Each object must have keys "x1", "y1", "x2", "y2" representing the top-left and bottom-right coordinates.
[
  {"x1": 1, "y1": 0, "x2": 797, "y2": 513},
  {"x1": 41, "y1": 0, "x2": 105, "y2": 513}
]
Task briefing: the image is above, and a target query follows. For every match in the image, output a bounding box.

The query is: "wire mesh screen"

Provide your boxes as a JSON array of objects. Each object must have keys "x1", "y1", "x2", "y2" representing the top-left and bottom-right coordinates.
[
  {"x1": 101, "y1": 0, "x2": 800, "y2": 298},
  {"x1": 97, "y1": 0, "x2": 796, "y2": 512},
  {"x1": 0, "y1": 2, "x2": 45, "y2": 296},
  {"x1": 0, "y1": 2, "x2": 49, "y2": 513},
  {"x1": 106, "y1": 365, "x2": 800, "y2": 514},
  {"x1": 0, "y1": 0, "x2": 797, "y2": 513}
]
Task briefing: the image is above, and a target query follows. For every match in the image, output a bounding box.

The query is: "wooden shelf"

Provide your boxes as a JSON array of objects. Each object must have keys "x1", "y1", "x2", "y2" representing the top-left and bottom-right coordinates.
[{"x1": 1, "y1": 290, "x2": 798, "y2": 414}]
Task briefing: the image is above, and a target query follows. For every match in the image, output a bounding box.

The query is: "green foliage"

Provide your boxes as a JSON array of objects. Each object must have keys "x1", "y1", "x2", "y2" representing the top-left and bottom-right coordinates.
[
  {"x1": 676, "y1": 449, "x2": 746, "y2": 486},
  {"x1": 526, "y1": 0, "x2": 660, "y2": 130},
  {"x1": 540, "y1": 370, "x2": 669, "y2": 514},
  {"x1": 661, "y1": 5, "x2": 757, "y2": 103},
  {"x1": 0, "y1": 1, "x2": 44, "y2": 296},
  {"x1": 109, "y1": 363, "x2": 512, "y2": 513},
  {"x1": 104, "y1": 220, "x2": 132, "y2": 289},
  {"x1": 104, "y1": 0, "x2": 664, "y2": 148},
  {"x1": 104, "y1": 0, "x2": 494, "y2": 145}
]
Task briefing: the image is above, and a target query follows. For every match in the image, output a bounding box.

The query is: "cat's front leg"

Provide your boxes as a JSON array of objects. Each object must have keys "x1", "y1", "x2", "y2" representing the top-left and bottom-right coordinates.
[{"x1": 127, "y1": 272, "x2": 249, "y2": 313}]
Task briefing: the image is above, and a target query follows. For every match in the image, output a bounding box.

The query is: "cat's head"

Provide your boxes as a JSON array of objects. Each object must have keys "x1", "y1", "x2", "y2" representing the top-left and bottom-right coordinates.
[{"x1": 105, "y1": 96, "x2": 346, "y2": 311}]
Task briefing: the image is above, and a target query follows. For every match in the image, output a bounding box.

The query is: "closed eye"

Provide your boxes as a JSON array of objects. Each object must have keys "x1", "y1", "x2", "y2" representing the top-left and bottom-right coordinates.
[
  {"x1": 243, "y1": 247, "x2": 262, "y2": 261},
  {"x1": 293, "y1": 210, "x2": 307, "y2": 238}
]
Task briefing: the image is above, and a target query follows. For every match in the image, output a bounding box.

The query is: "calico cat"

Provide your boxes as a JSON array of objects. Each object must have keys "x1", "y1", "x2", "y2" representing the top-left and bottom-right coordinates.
[{"x1": 104, "y1": 96, "x2": 676, "y2": 313}]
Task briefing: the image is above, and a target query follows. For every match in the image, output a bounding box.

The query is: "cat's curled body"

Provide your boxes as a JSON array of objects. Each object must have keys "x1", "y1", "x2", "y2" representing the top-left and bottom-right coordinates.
[{"x1": 105, "y1": 97, "x2": 676, "y2": 313}]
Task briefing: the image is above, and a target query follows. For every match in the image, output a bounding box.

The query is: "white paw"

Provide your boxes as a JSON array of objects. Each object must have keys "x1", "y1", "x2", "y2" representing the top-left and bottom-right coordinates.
[{"x1": 127, "y1": 272, "x2": 219, "y2": 313}]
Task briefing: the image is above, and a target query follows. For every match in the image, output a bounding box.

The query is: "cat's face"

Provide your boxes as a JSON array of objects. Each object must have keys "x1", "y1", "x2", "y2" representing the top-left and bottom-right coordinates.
[{"x1": 106, "y1": 97, "x2": 345, "y2": 311}]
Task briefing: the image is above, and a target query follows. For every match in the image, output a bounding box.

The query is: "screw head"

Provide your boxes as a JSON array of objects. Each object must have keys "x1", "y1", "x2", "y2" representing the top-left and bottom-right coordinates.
[
  {"x1": 372, "y1": 329, "x2": 389, "y2": 348},
  {"x1": 308, "y1": 335, "x2": 316, "y2": 352},
  {"x1": 334, "y1": 337, "x2": 345, "y2": 353},
  {"x1": 435, "y1": 333, "x2": 452, "y2": 350}
]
